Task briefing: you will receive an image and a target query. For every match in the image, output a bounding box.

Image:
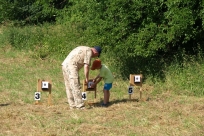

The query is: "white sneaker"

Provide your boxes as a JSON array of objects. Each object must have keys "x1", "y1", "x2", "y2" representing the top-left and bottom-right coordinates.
[{"x1": 76, "y1": 106, "x2": 86, "y2": 110}]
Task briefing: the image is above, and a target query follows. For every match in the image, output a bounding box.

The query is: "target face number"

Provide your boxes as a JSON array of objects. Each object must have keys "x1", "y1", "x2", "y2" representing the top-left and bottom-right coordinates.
[
  {"x1": 34, "y1": 92, "x2": 41, "y2": 100},
  {"x1": 128, "y1": 86, "x2": 133, "y2": 94},
  {"x1": 82, "y1": 92, "x2": 87, "y2": 100}
]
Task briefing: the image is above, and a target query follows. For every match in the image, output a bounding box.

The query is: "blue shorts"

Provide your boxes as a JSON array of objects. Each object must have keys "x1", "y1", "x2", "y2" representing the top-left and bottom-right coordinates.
[{"x1": 103, "y1": 83, "x2": 112, "y2": 91}]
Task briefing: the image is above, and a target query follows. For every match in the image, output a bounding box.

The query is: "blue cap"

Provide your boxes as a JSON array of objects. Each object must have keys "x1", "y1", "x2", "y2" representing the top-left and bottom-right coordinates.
[{"x1": 94, "y1": 46, "x2": 102, "y2": 57}]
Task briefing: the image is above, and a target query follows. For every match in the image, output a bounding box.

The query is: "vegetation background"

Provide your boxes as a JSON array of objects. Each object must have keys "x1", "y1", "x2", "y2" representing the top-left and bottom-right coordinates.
[{"x1": 0, "y1": 0, "x2": 204, "y2": 135}]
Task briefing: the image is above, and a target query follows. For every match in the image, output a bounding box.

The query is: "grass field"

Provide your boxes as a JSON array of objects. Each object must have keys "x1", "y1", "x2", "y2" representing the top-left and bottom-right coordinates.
[{"x1": 0, "y1": 46, "x2": 204, "y2": 136}]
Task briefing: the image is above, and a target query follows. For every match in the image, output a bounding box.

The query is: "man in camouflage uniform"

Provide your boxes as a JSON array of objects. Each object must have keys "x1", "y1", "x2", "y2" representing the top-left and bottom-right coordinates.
[{"x1": 62, "y1": 46, "x2": 102, "y2": 109}]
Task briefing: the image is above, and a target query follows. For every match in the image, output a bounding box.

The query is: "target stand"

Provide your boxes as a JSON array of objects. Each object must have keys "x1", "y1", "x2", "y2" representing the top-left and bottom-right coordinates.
[
  {"x1": 128, "y1": 74, "x2": 143, "y2": 101},
  {"x1": 35, "y1": 79, "x2": 52, "y2": 106},
  {"x1": 82, "y1": 79, "x2": 97, "y2": 105}
]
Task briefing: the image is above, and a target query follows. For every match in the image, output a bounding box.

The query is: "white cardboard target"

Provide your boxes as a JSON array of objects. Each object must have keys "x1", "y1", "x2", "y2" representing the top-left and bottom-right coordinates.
[
  {"x1": 88, "y1": 81, "x2": 94, "y2": 88},
  {"x1": 134, "y1": 75, "x2": 141, "y2": 83},
  {"x1": 42, "y1": 81, "x2": 49, "y2": 89}
]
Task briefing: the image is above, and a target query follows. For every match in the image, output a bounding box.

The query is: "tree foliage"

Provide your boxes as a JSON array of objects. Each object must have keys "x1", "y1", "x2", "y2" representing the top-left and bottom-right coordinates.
[
  {"x1": 58, "y1": 0, "x2": 204, "y2": 76},
  {"x1": 61, "y1": 0, "x2": 203, "y2": 58},
  {"x1": 1, "y1": 0, "x2": 204, "y2": 60},
  {"x1": 0, "y1": 0, "x2": 68, "y2": 25}
]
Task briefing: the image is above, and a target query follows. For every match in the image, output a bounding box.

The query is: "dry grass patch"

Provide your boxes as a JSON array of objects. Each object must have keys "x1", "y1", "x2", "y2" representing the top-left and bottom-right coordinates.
[
  {"x1": 0, "y1": 47, "x2": 204, "y2": 136},
  {"x1": 1, "y1": 93, "x2": 204, "y2": 136}
]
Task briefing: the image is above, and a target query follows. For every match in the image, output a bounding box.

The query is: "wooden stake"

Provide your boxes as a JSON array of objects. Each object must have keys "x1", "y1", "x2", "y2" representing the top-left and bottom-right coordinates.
[{"x1": 139, "y1": 87, "x2": 142, "y2": 99}]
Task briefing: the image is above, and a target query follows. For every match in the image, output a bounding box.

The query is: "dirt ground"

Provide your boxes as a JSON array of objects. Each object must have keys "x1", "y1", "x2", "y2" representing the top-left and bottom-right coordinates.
[{"x1": 1, "y1": 92, "x2": 204, "y2": 136}]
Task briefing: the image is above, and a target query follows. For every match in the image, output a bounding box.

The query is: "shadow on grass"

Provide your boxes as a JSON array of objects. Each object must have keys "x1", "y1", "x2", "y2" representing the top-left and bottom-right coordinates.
[
  {"x1": 110, "y1": 98, "x2": 139, "y2": 104},
  {"x1": 0, "y1": 103, "x2": 11, "y2": 106},
  {"x1": 88, "y1": 97, "x2": 151, "y2": 108}
]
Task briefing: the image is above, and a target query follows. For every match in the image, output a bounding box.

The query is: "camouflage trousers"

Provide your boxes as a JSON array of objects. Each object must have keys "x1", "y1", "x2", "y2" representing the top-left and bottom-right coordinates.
[{"x1": 62, "y1": 65, "x2": 84, "y2": 108}]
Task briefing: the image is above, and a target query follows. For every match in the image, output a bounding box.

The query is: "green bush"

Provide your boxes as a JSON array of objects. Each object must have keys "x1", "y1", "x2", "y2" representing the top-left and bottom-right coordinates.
[
  {"x1": 1, "y1": 0, "x2": 204, "y2": 96},
  {"x1": 54, "y1": 0, "x2": 204, "y2": 78},
  {"x1": 0, "y1": 0, "x2": 69, "y2": 25},
  {"x1": 59, "y1": 0, "x2": 203, "y2": 58},
  {"x1": 1, "y1": 0, "x2": 204, "y2": 59},
  {"x1": 0, "y1": 23, "x2": 84, "y2": 59}
]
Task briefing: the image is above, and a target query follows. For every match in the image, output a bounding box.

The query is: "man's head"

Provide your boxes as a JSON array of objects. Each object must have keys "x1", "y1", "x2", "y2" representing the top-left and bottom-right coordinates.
[
  {"x1": 94, "y1": 46, "x2": 102, "y2": 57},
  {"x1": 91, "y1": 59, "x2": 101, "y2": 70}
]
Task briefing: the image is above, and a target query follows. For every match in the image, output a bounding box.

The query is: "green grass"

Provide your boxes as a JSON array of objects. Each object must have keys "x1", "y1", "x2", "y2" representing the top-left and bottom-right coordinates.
[
  {"x1": 1, "y1": 25, "x2": 204, "y2": 136},
  {"x1": 0, "y1": 47, "x2": 204, "y2": 136},
  {"x1": 153, "y1": 60, "x2": 204, "y2": 96}
]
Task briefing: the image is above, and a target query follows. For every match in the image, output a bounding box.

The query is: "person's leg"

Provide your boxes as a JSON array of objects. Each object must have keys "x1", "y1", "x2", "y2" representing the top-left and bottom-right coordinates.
[
  {"x1": 62, "y1": 66, "x2": 75, "y2": 108},
  {"x1": 69, "y1": 69, "x2": 84, "y2": 108},
  {"x1": 103, "y1": 89, "x2": 109, "y2": 104},
  {"x1": 107, "y1": 91, "x2": 110, "y2": 103},
  {"x1": 102, "y1": 83, "x2": 112, "y2": 106}
]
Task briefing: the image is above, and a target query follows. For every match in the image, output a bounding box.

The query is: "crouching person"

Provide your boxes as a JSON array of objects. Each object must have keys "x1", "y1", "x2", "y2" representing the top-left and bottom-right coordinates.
[{"x1": 90, "y1": 59, "x2": 114, "y2": 107}]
